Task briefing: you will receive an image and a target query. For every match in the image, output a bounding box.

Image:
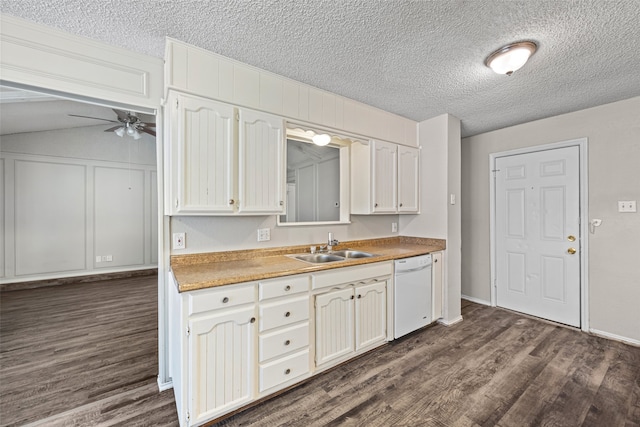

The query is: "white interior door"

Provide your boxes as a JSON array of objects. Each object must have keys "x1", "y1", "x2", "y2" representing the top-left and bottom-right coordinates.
[{"x1": 495, "y1": 146, "x2": 581, "y2": 327}]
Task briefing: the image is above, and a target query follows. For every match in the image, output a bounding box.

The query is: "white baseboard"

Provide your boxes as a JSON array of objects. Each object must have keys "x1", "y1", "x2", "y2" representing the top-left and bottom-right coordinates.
[
  {"x1": 157, "y1": 377, "x2": 173, "y2": 391},
  {"x1": 438, "y1": 315, "x2": 463, "y2": 326},
  {"x1": 589, "y1": 328, "x2": 640, "y2": 347},
  {"x1": 461, "y1": 295, "x2": 492, "y2": 306}
]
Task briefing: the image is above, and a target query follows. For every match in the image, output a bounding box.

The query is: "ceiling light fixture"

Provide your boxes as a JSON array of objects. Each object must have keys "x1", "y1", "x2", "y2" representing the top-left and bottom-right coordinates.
[
  {"x1": 485, "y1": 41, "x2": 537, "y2": 76},
  {"x1": 312, "y1": 133, "x2": 331, "y2": 146}
]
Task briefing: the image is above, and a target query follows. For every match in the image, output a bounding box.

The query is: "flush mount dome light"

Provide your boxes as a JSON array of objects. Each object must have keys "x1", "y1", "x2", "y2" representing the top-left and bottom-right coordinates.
[
  {"x1": 485, "y1": 41, "x2": 537, "y2": 76},
  {"x1": 312, "y1": 133, "x2": 332, "y2": 146}
]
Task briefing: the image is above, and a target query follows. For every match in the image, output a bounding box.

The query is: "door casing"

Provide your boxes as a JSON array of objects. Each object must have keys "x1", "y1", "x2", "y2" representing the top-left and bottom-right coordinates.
[{"x1": 489, "y1": 138, "x2": 589, "y2": 332}]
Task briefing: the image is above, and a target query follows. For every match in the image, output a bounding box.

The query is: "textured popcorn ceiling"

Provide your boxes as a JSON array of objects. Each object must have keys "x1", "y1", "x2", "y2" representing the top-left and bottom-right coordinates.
[{"x1": 2, "y1": 0, "x2": 640, "y2": 137}]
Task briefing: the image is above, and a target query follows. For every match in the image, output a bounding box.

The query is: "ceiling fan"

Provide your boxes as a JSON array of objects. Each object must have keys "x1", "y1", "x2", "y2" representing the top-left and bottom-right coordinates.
[{"x1": 69, "y1": 109, "x2": 156, "y2": 139}]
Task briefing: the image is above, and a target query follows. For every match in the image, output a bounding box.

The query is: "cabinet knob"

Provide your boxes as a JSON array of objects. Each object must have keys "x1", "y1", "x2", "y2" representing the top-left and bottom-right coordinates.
[
  {"x1": 434, "y1": 259, "x2": 438, "y2": 263},
  {"x1": 222, "y1": 297, "x2": 229, "y2": 303},
  {"x1": 284, "y1": 340, "x2": 291, "y2": 346},
  {"x1": 279, "y1": 200, "x2": 284, "y2": 206},
  {"x1": 374, "y1": 203, "x2": 378, "y2": 207},
  {"x1": 285, "y1": 368, "x2": 291, "y2": 375},
  {"x1": 350, "y1": 295, "x2": 355, "y2": 300},
  {"x1": 285, "y1": 285, "x2": 291, "y2": 291},
  {"x1": 357, "y1": 294, "x2": 362, "y2": 299},
  {"x1": 250, "y1": 317, "x2": 256, "y2": 323},
  {"x1": 285, "y1": 311, "x2": 291, "y2": 317},
  {"x1": 229, "y1": 199, "x2": 235, "y2": 205},
  {"x1": 399, "y1": 203, "x2": 403, "y2": 207}
]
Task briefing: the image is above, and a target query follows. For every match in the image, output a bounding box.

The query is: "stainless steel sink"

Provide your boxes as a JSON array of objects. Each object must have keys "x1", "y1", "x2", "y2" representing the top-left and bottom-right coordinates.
[
  {"x1": 330, "y1": 249, "x2": 377, "y2": 259},
  {"x1": 293, "y1": 253, "x2": 345, "y2": 264}
]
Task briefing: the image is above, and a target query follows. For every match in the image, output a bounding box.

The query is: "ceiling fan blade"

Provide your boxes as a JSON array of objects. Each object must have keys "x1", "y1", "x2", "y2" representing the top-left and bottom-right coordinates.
[
  {"x1": 112, "y1": 109, "x2": 129, "y2": 121},
  {"x1": 68, "y1": 114, "x2": 118, "y2": 123},
  {"x1": 104, "y1": 125, "x2": 123, "y2": 132},
  {"x1": 140, "y1": 127, "x2": 156, "y2": 137},
  {"x1": 140, "y1": 122, "x2": 156, "y2": 128}
]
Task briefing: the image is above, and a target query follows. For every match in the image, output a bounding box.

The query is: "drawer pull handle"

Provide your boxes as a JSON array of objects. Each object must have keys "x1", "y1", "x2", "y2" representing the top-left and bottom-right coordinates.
[
  {"x1": 285, "y1": 368, "x2": 291, "y2": 375},
  {"x1": 222, "y1": 297, "x2": 229, "y2": 303},
  {"x1": 250, "y1": 317, "x2": 256, "y2": 323},
  {"x1": 285, "y1": 285, "x2": 291, "y2": 291},
  {"x1": 285, "y1": 311, "x2": 291, "y2": 317},
  {"x1": 284, "y1": 340, "x2": 291, "y2": 346}
]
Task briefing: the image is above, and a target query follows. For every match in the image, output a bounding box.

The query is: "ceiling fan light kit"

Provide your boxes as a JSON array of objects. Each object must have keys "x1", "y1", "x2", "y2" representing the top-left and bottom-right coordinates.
[{"x1": 485, "y1": 41, "x2": 537, "y2": 76}]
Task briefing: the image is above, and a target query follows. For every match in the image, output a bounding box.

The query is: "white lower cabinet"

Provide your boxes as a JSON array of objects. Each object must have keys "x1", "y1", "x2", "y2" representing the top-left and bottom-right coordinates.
[
  {"x1": 257, "y1": 276, "x2": 311, "y2": 395},
  {"x1": 188, "y1": 306, "x2": 257, "y2": 426},
  {"x1": 170, "y1": 262, "x2": 394, "y2": 426},
  {"x1": 313, "y1": 263, "x2": 392, "y2": 369}
]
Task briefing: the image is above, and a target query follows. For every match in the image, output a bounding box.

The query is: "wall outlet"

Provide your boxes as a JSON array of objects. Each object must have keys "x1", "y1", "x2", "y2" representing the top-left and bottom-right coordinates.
[
  {"x1": 172, "y1": 232, "x2": 186, "y2": 250},
  {"x1": 618, "y1": 200, "x2": 637, "y2": 212},
  {"x1": 257, "y1": 228, "x2": 271, "y2": 242},
  {"x1": 105, "y1": 255, "x2": 113, "y2": 262},
  {"x1": 392, "y1": 222, "x2": 398, "y2": 233}
]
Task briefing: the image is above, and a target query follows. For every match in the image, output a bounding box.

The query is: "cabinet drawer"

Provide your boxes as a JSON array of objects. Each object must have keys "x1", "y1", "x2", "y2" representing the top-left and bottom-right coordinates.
[
  {"x1": 259, "y1": 275, "x2": 309, "y2": 301},
  {"x1": 259, "y1": 296, "x2": 309, "y2": 331},
  {"x1": 311, "y1": 261, "x2": 393, "y2": 290},
  {"x1": 259, "y1": 322, "x2": 309, "y2": 362},
  {"x1": 188, "y1": 283, "x2": 255, "y2": 315},
  {"x1": 259, "y1": 350, "x2": 310, "y2": 392}
]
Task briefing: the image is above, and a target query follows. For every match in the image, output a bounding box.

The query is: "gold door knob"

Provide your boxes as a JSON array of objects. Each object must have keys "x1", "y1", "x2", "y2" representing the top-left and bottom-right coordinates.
[
  {"x1": 567, "y1": 248, "x2": 576, "y2": 255},
  {"x1": 567, "y1": 235, "x2": 576, "y2": 242}
]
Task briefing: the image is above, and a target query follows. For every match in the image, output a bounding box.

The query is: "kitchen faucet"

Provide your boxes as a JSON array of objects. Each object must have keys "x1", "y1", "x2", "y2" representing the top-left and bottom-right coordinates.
[{"x1": 327, "y1": 232, "x2": 339, "y2": 251}]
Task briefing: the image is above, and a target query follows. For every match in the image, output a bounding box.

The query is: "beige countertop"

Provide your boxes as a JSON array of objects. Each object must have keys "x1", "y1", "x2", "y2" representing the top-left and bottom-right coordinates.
[{"x1": 170, "y1": 236, "x2": 446, "y2": 292}]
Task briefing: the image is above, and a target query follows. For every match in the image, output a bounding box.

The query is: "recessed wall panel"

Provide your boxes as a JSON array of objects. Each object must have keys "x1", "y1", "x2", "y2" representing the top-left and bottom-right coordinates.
[
  {"x1": 15, "y1": 160, "x2": 86, "y2": 275},
  {"x1": 540, "y1": 159, "x2": 566, "y2": 177},
  {"x1": 94, "y1": 166, "x2": 144, "y2": 267}
]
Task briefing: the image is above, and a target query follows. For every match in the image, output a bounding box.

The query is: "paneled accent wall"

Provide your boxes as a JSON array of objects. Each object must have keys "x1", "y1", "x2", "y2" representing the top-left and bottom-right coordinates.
[{"x1": 1, "y1": 129, "x2": 157, "y2": 283}]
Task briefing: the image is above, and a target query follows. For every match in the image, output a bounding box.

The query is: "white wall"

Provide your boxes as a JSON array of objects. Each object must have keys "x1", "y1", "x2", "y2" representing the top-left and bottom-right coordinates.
[
  {"x1": 1, "y1": 126, "x2": 157, "y2": 282},
  {"x1": 400, "y1": 113, "x2": 462, "y2": 324},
  {"x1": 462, "y1": 96, "x2": 640, "y2": 343}
]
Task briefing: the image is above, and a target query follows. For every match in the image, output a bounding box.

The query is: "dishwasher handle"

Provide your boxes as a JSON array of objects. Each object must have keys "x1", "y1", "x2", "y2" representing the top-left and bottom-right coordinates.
[{"x1": 395, "y1": 264, "x2": 432, "y2": 275}]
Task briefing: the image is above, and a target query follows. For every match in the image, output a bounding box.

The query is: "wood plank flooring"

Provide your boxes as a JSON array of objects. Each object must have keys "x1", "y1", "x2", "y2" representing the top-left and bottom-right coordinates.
[
  {"x1": 2, "y1": 280, "x2": 639, "y2": 427},
  {"x1": 0, "y1": 275, "x2": 177, "y2": 426}
]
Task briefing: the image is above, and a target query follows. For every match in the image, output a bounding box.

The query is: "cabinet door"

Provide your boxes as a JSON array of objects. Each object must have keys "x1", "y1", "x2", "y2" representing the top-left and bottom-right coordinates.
[
  {"x1": 355, "y1": 281, "x2": 387, "y2": 351},
  {"x1": 238, "y1": 108, "x2": 285, "y2": 214},
  {"x1": 171, "y1": 92, "x2": 236, "y2": 214},
  {"x1": 188, "y1": 306, "x2": 256, "y2": 425},
  {"x1": 372, "y1": 140, "x2": 397, "y2": 213},
  {"x1": 398, "y1": 145, "x2": 420, "y2": 213},
  {"x1": 315, "y1": 288, "x2": 354, "y2": 366}
]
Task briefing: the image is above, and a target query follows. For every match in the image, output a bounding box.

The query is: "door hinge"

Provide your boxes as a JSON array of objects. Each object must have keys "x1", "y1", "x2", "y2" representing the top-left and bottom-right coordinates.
[
  {"x1": 175, "y1": 198, "x2": 179, "y2": 208},
  {"x1": 186, "y1": 326, "x2": 190, "y2": 337},
  {"x1": 235, "y1": 111, "x2": 240, "y2": 121},
  {"x1": 175, "y1": 98, "x2": 179, "y2": 109},
  {"x1": 491, "y1": 169, "x2": 500, "y2": 178},
  {"x1": 185, "y1": 411, "x2": 190, "y2": 422}
]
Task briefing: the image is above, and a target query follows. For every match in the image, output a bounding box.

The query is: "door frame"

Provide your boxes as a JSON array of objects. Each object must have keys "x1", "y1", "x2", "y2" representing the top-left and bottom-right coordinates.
[{"x1": 489, "y1": 138, "x2": 589, "y2": 332}]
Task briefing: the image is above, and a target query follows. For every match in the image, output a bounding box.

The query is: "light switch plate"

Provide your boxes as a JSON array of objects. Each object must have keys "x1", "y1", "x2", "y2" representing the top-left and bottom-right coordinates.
[{"x1": 618, "y1": 200, "x2": 637, "y2": 212}]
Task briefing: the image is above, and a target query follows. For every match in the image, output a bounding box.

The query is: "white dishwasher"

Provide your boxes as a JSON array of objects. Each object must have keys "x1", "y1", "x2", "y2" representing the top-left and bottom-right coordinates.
[{"x1": 394, "y1": 254, "x2": 433, "y2": 339}]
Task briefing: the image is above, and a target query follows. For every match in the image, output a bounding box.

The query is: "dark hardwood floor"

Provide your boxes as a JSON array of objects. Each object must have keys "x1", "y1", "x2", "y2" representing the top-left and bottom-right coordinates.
[
  {"x1": 2, "y1": 279, "x2": 639, "y2": 427},
  {"x1": 0, "y1": 274, "x2": 177, "y2": 426}
]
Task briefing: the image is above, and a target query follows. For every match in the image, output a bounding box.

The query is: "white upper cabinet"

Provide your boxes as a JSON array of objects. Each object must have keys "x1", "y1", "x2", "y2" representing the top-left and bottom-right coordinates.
[
  {"x1": 167, "y1": 91, "x2": 285, "y2": 215},
  {"x1": 238, "y1": 109, "x2": 285, "y2": 214},
  {"x1": 351, "y1": 140, "x2": 420, "y2": 215},
  {"x1": 168, "y1": 91, "x2": 236, "y2": 214},
  {"x1": 398, "y1": 145, "x2": 420, "y2": 213}
]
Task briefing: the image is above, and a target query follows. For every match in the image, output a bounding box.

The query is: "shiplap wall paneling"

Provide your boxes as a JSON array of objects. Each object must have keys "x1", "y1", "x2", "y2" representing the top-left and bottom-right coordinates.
[
  {"x1": 94, "y1": 167, "x2": 145, "y2": 268},
  {"x1": 14, "y1": 160, "x2": 86, "y2": 276}
]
